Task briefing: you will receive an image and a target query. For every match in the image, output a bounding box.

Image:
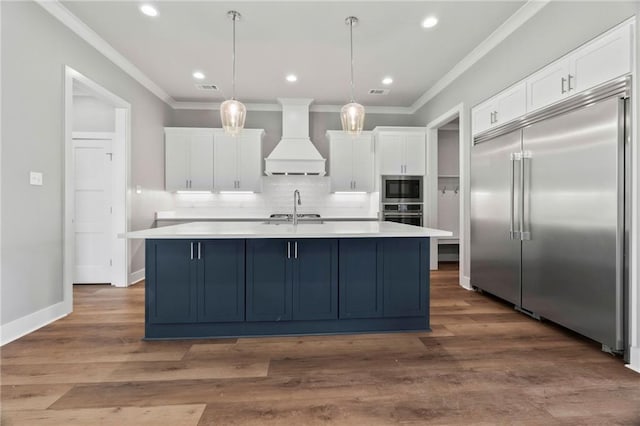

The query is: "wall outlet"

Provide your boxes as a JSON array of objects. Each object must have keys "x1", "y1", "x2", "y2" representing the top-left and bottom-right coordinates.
[{"x1": 30, "y1": 172, "x2": 43, "y2": 186}]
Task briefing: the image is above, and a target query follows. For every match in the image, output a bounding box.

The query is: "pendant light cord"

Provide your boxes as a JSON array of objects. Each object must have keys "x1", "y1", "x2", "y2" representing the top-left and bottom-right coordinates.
[
  {"x1": 232, "y1": 14, "x2": 236, "y2": 100},
  {"x1": 349, "y1": 19, "x2": 355, "y2": 102}
]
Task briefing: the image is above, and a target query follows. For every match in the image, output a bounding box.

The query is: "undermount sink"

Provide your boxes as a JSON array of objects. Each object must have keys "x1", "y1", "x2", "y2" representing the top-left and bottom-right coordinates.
[{"x1": 262, "y1": 219, "x2": 325, "y2": 225}]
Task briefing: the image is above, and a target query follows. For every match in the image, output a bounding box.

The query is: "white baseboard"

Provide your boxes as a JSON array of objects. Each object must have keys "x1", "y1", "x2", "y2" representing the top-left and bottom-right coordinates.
[
  {"x1": 0, "y1": 301, "x2": 70, "y2": 346},
  {"x1": 460, "y1": 275, "x2": 472, "y2": 290},
  {"x1": 627, "y1": 346, "x2": 640, "y2": 374},
  {"x1": 128, "y1": 268, "x2": 145, "y2": 286}
]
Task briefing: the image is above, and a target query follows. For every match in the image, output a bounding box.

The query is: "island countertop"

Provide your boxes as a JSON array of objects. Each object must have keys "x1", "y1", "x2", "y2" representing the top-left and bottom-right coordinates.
[{"x1": 125, "y1": 221, "x2": 452, "y2": 239}]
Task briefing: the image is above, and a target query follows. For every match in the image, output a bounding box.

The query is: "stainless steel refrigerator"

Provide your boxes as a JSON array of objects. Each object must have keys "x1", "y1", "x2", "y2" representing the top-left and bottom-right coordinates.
[{"x1": 471, "y1": 79, "x2": 629, "y2": 353}]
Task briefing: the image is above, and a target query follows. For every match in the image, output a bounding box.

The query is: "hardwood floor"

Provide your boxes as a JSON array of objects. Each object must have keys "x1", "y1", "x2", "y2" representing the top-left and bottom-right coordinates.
[{"x1": 2, "y1": 263, "x2": 639, "y2": 425}]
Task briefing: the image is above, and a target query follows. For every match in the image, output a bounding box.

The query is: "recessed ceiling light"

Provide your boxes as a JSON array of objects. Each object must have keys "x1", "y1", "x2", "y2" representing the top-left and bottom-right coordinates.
[
  {"x1": 382, "y1": 77, "x2": 393, "y2": 85},
  {"x1": 192, "y1": 71, "x2": 205, "y2": 80},
  {"x1": 421, "y1": 16, "x2": 438, "y2": 29},
  {"x1": 140, "y1": 4, "x2": 158, "y2": 17},
  {"x1": 286, "y1": 74, "x2": 298, "y2": 83}
]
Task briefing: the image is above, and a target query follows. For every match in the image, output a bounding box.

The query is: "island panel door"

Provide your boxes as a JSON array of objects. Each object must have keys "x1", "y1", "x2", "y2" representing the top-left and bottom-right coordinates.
[
  {"x1": 292, "y1": 239, "x2": 339, "y2": 321},
  {"x1": 199, "y1": 240, "x2": 245, "y2": 322},
  {"x1": 382, "y1": 238, "x2": 429, "y2": 317},
  {"x1": 338, "y1": 239, "x2": 383, "y2": 319},
  {"x1": 146, "y1": 240, "x2": 197, "y2": 324},
  {"x1": 246, "y1": 239, "x2": 293, "y2": 322}
]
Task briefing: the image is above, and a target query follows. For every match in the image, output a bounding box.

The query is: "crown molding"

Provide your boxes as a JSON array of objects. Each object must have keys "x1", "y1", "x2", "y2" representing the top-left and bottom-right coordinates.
[
  {"x1": 36, "y1": 0, "x2": 174, "y2": 105},
  {"x1": 408, "y1": 0, "x2": 550, "y2": 114},
  {"x1": 38, "y1": 0, "x2": 548, "y2": 115},
  {"x1": 171, "y1": 101, "x2": 414, "y2": 115}
]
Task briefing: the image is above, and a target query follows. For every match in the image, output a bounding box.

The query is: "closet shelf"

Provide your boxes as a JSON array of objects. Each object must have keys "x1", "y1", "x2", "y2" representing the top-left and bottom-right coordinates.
[{"x1": 438, "y1": 237, "x2": 459, "y2": 244}]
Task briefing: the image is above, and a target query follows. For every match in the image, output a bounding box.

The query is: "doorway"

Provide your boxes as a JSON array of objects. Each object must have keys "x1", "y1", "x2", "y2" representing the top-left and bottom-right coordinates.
[
  {"x1": 64, "y1": 66, "x2": 130, "y2": 311},
  {"x1": 426, "y1": 103, "x2": 469, "y2": 290}
]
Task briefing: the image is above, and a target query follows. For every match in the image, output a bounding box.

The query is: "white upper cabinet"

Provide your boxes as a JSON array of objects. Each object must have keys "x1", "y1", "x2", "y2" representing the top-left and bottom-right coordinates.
[
  {"x1": 496, "y1": 82, "x2": 527, "y2": 125},
  {"x1": 165, "y1": 128, "x2": 214, "y2": 192},
  {"x1": 526, "y1": 60, "x2": 571, "y2": 112},
  {"x1": 526, "y1": 22, "x2": 632, "y2": 114},
  {"x1": 375, "y1": 128, "x2": 426, "y2": 176},
  {"x1": 327, "y1": 131, "x2": 374, "y2": 192},
  {"x1": 473, "y1": 82, "x2": 527, "y2": 135},
  {"x1": 570, "y1": 23, "x2": 632, "y2": 93},
  {"x1": 214, "y1": 129, "x2": 264, "y2": 192},
  {"x1": 474, "y1": 21, "x2": 633, "y2": 136}
]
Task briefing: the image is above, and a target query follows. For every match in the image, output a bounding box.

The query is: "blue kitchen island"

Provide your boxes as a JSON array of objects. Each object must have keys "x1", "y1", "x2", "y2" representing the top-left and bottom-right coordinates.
[{"x1": 126, "y1": 221, "x2": 451, "y2": 339}]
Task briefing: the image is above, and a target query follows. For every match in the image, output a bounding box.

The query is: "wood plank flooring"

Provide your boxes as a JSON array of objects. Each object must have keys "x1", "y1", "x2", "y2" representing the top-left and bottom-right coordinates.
[{"x1": 2, "y1": 263, "x2": 639, "y2": 425}]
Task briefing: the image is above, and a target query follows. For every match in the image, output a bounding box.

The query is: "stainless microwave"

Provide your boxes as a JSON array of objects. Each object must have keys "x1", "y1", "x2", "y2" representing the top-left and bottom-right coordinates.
[{"x1": 381, "y1": 175, "x2": 423, "y2": 203}]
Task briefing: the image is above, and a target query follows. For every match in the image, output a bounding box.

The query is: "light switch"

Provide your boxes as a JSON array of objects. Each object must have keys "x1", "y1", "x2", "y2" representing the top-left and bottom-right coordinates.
[{"x1": 30, "y1": 172, "x2": 43, "y2": 186}]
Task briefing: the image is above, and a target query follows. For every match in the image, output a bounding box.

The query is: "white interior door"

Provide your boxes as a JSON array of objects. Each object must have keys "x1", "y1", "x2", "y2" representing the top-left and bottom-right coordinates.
[{"x1": 73, "y1": 138, "x2": 113, "y2": 284}]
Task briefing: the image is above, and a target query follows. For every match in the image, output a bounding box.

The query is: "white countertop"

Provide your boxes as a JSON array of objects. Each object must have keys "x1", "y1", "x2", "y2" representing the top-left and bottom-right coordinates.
[{"x1": 125, "y1": 221, "x2": 452, "y2": 239}]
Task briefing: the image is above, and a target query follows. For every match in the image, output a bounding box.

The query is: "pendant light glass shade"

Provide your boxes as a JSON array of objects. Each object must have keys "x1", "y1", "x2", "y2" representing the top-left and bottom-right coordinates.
[
  {"x1": 220, "y1": 99, "x2": 246, "y2": 136},
  {"x1": 221, "y1": 11, "x2": 246, "y2": 136},
  {"x1": 342, "y1": 16, "x2": 365, "y2": 136},
  {"x1": 340, "y1": 102, "x2": 365, "y2": 135}
]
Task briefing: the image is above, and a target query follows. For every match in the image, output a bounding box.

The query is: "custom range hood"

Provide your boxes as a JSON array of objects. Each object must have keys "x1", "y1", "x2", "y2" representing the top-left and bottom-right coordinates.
[{"x1": 264, "y1": 98, "x2": 326, "y2": 176}]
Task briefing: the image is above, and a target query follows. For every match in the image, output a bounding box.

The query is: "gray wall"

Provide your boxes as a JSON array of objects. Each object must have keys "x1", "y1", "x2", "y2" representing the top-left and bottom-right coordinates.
[
  {"x1": 72, "y1": 95, "x2": 116, "y2": 132},
  {"x1": 1, "y1": 1, "x2": 172, "y2": 325},
  {"x1": 411, "y1": 1, "x2": 638, "y2": 281},
  {"x1": 168, "y1": 109, "x2": 415, "y2": 174}
]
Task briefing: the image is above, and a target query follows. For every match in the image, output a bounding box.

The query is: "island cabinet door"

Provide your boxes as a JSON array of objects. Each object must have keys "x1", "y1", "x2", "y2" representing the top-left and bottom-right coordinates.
[
  {"x1": 246, "y1": 239, "x2": 293, "y2": 322},
  {"x1": 198, "y1": 240, "x2": 245, "y2": 322},
  {"x1": 382, "y1": 238, "x2": 429, "y2": 317},
  {"x1": 292, "y1": 239, "x2": 339, "y2": 321},
  {"x1": 146, "y1": 240, "x2": 197, "y2": 324},
  {"x1": 338, "y1": 239, "x2": 383, "y2": 319}
]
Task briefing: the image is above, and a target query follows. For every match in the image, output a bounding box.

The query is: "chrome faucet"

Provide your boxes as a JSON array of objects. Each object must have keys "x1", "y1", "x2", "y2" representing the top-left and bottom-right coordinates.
[{"x1": 293, "y1": 189, "x2": 301, "y2": 225}]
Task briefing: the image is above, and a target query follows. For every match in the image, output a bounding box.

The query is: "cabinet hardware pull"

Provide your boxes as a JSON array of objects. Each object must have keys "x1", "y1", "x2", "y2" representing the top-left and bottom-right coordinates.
[
  {"x1": 567, "y1": 74, "x2": 574, "y2": 91},
  {"x1": 353, "y1": 181, "x2": 356, "y2": 190},
  {"x1": 287, "y1": 242, "x2": 291, "y2": 259},
  {"x1": 190, "y1": 242, "x2": 194, "y2": 260},
  {"x1": 490, "y1": 111, "x2": 494, "y2": 124},
  {"x1": 294, "y1": 242, "x2": 298, "y2": 259},
  {"x1": 494, "y1": 111, "x2": 498, "y2": 123},
  {"x1": 198, "y1": 242, "x2": 201, "y2": 260},
  {"x1": 561, "y1": 77, "x2": 567, "y2": 94}
]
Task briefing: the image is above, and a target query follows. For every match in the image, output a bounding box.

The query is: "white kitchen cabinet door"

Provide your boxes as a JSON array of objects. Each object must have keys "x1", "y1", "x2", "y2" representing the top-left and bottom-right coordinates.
[
  {"x1": 496, "y1": 82, "x2": 527, "y2": 125},
  {"x1": 165, "y1": 131, "x2": 190, "y2": 191},
  {"x1": 570, "y1": 24, "x2": 631, "y2": 93},
  {"x1": 472, "y1": 101, "x2": 496, "y2": 136},
  {"x1": 213, "y1": 134, "x2": 238, "y2": 191},
  {"x1": 404, "y1": 133, "x2": 426, "y2": 175},
  {"x1": 189, "y1": 132, "x2": 214, "y2": 191},
  {"x1": 330, "y1": 136, "x2": 354, "y2": 192},
  {"x1": 237, "y1": 134, "x2": 263, "y2": 192},
  {"x1": 526, "y1": 59, "x2": 570, "y2": 113},
  {"x1": 351, "y1": 136, "x2": 374, "y2": 192},
  {"x1": 379, "y1": 134, "x2": 404, "y2": 175}
]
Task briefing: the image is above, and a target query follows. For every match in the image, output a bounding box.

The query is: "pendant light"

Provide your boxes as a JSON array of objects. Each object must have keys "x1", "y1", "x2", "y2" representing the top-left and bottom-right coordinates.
[
  {"x1": 220, "y1": 10, "x2": 246, "y2": 136},
  {"x1": 341, "y1": 16, "x2": 365, "y2": 136}
]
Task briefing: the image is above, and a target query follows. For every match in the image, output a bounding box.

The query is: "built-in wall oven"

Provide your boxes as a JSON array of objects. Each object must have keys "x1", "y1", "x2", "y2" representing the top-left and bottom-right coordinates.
[
  {"x1": 382, "y1": 175, "x2": 423, "y2": 203},
  {"x1": 382, "y1": 204, "x2": 423, "y2": 227}
]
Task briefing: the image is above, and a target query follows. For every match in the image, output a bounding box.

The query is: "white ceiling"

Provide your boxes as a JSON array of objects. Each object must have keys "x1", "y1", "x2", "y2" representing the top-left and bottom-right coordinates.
[{"x1": 62, "y1": 1, "x2": 525, "y2": 107}]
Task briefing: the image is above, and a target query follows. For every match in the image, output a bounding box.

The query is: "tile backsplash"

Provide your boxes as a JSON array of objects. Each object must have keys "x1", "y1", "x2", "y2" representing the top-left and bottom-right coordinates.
[{"x1": 169, "y1": 176, "x2": 380, "y2": 218}]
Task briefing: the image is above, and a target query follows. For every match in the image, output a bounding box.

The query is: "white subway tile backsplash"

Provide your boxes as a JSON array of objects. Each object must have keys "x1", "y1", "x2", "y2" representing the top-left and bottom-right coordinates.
[{"x1": 170, "y1": 176, "x2": 379, "y2": 218}]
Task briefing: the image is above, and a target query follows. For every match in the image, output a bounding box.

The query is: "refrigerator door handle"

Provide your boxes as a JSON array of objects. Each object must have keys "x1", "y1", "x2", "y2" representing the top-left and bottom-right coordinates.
[
  {"x1": 509, "y1": 153, "x2": 517, "y2": 239},
  {"x1": 520, "y1": 151, "x2": 532, "y2": 241}
]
